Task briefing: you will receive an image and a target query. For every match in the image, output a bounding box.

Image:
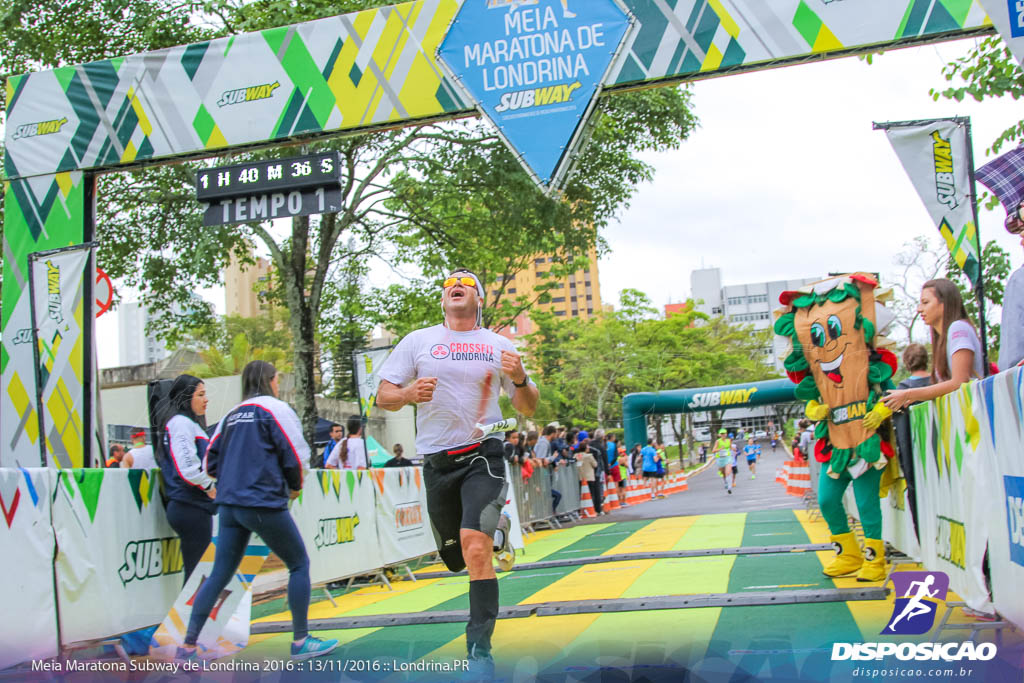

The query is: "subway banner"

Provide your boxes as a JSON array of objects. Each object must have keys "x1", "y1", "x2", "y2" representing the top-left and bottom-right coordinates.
[
  {"x1": 972, "y1": 366, "x2": 1024, "y2": 628},
  {"x1": 51, "y1": 468, "x2": 185, "y2": 644},
  {"x1": 0, "y1": 468, "x2": 58, "y2": 669},
  {"x1": 909, "y1": 383, "x2": 992, "y2": 613},
  {"x1": 292, "y1": 469, "x2": 383, "y2": 584},
  {"x1": 354, "y1": 346, "x2": 393, "y2": 415},
  {"x1": 151, "y1": 531, "x2": 266, "y2": 660},
  {"x1": 1, "y1": 174, "x2": 87, "y2": 469},
  {"x1": 879, "y1": 118, "x2": 983, "y2": 287},
  {"x1": 28, "y1": 244, "x2": 95, "y2": 469},
  {"x1": 1, "y1": 2, "x2": 999, "y2": 463},
  {"x1": 371, "y1": 467, "x2": 437, "y2": 565}
]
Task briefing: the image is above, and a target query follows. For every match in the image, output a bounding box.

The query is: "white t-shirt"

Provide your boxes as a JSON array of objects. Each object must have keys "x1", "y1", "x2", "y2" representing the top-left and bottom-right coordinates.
[
  {"x1": 946, "y1": 320, "x2": 984, "y2": 379},
  {"x1": 378, "y1": 324, "x2": 534, "y2": 454},
  {"x1": 125, "y1": 445, "x2": 156, "y2": 470},
  {"x1": 325, "y1": 437, "x2": 368, "y2": 469}
]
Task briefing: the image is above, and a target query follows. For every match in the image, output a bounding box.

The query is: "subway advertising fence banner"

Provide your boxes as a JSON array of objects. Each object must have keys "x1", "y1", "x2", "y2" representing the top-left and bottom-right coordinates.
[
  {"x1": 0, "y1": 468, "x2": 58, "y2": 669},
  {"x1": 972, "y1": 366, "x2": 1024, "y2": 628},
  {"x1": 909, "y1": 384, "x2": 992, "y2": 613},
  {"x1": 28, "y1": 244, "x2": 94, "y2": 470},
  {"x1": 438, "y1": 0, "x2": 632, "y2": 190},
  {"x1": 880, "y1": 119, "x2": 983, "y2": 287},
  {"x1": 52, "y1": 468, "x2": 186, "y2": 644},
  {"x1": 292, "y1": 469, "x2": 383, "y2": 584},
  {"x1": 354, "y1": 346, "x2": 392, "y2": 415},
  {"x1": 371, "y1": 467, "x2": 437, "y2": 565},
  {"x1": 151, "y1": 529, "x2": 267, "y2": 660}
]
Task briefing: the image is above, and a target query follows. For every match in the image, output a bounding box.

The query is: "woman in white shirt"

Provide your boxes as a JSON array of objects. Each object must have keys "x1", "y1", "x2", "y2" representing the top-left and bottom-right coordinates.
[
  {"x1": 883, "y1": 278, "x2": 984, "y2": 411},
  {"x1": 325, "y1": 415, "x2": 368, "y2": 470}
]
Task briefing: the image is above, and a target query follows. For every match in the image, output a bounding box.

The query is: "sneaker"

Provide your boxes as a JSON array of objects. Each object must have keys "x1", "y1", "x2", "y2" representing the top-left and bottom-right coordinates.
[
  {"x1": 466, "y1": 644, "x2": 495, "y2": 680},
  {"x1": 563, "y1": 9, "x2": 576, "y2": 18},
  {"x1": 174, "y1": 646, "x2": 198, "y2": 662},
  {"x1": 751, "y1": 474, "x2": 756, "y2": 480},
  {"x1": 727, "y1": 488, "x2": 732, "y2": 495},
  {"x1": 291, "y1": 635, "x2": 339, "y2": 661},
  {"x1": 493, "y1": 512, "x2": 515, "y2": 572}
]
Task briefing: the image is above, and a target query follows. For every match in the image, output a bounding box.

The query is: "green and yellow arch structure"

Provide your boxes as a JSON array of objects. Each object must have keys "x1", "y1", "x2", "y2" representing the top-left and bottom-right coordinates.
[{"x1": 1, "y1": 0, "x2": 1000, "y2": 467}]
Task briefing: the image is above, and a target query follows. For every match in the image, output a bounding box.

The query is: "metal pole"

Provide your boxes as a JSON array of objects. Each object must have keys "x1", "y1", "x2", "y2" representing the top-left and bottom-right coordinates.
[{"x1": 962, "y1": 117, "x2": 990, "y2": 371}]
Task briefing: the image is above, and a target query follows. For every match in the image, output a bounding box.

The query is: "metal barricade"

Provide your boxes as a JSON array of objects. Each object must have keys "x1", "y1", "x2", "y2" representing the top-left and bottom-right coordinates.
[
  {"x1": 553, "y1": 464, "x2": 581, "y2": 518},
  {"x1": 507, "y1": 462, "x2": 557, "y2": 529}
]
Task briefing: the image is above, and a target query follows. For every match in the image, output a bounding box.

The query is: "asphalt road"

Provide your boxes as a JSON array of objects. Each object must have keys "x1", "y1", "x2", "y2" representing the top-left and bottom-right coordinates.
[{"x1": 585, "y1": 440, "x2": 801, "y2": 522}]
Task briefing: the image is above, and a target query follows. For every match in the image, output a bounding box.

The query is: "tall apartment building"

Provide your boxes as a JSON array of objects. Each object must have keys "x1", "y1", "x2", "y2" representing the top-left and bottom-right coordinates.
[
  {"x1": 494, "y1": 248, "x2": 603, "y2": 340},
  {"x1": 224, "y1": 249, "x2": 272, "y2": 318},
  {"x1": 690, "y1": 267, "x2": 821, "y2": 373},
  {"x1": 117, "y1": 301, "x2": 170, "y2": 366}
]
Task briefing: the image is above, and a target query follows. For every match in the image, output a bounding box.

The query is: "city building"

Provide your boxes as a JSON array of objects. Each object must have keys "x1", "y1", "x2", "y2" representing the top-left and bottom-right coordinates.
[
  {"x1": 224, "y1": 248, "x2": 272, "y2": 318},
  {"x1": 493, "y1": 247, "x2": 604, "y2": 340},
  {"x1": 690, "y1": 267, "x2": 822, "y2": 373},
  {"x1": 664, "y1": 302, "x2": 693, "y2": 319},
  {"x1": 117, "y1": 301, "x2": 170, "y2": 366}
]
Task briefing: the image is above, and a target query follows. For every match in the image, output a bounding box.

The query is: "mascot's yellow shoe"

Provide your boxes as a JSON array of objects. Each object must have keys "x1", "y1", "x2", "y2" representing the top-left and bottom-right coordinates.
[
  {"x1": 823, "y1": 532, "x2": 863, "y2": 577},
  {"x1": 856, "y1": 538, "x2": 887, "y2": 582}
]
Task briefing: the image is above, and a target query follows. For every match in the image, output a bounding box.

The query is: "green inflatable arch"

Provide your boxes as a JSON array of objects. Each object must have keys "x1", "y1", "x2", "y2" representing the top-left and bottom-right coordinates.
[{"x1": 622, "y1": 379, "x2": 796, "y2": 450}]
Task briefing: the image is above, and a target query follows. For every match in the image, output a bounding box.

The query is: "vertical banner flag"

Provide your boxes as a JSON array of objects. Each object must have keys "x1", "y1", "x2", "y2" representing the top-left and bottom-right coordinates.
[
  {"x1": 878, "y1": 119, "x2": 982, "y2": 287},
  {"x1": 28, "y1": 244, "x2": 95, "y2": 468},
  {"x1": 353, "y1": 347, "x2": 393, "y2": 414},
  {"x1": 977, "y1": 0, "x2": 1024, "y2": 66},
  {"x1": 438, "y1": 0, "x2": 633, "y2": 192}
]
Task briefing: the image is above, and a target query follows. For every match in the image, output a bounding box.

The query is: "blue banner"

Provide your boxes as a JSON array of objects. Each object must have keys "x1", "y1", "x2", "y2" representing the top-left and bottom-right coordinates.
[{"x1": 438, "y1": 0, "x2": 631, "y2": 189}]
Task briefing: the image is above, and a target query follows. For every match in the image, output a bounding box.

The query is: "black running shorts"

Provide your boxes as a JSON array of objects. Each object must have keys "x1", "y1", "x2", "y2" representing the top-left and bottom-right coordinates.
[{"x1": 422, "y1": 438, "x2": 508, "y2": 573}]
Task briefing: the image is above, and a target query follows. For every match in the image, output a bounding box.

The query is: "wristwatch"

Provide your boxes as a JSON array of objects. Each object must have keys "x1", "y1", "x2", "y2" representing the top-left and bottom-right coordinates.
[{"x1": 513, "y1": 375, "x2": 530, "y2": 388}]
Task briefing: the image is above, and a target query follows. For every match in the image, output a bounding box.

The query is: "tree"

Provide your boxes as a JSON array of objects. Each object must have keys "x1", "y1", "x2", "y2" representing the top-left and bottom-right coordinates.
[
  {"x1": 526, "y1": 292, "x2": 778, "y2": 440},
  {"x1": 887, "y1": 234, "x2": 1010, "y2": 358},
  {"x1": 2, "y1": 0, "x2": 699, "y2": 448},
  {"x1": 933, "y1": 35, "x2": 1024, "y2": 159}
]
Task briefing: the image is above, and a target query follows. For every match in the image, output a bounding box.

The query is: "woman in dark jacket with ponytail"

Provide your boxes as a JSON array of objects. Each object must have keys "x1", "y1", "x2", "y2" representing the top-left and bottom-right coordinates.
[
  {"x1": 177, "y1": 361, "x2": 337, "y2": 662},
  {"x1": 159, "y1": 374, "x2": 215, "y2": 584}
]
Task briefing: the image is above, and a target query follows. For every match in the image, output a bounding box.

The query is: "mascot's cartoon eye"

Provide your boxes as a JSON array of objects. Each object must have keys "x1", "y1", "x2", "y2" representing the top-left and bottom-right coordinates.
[
  {"x1": 810, "y1": 323, "x2": 826, "y2": 348},
  {"x1": 827, "y1": 315, "x2": 842, "y2": 340}
]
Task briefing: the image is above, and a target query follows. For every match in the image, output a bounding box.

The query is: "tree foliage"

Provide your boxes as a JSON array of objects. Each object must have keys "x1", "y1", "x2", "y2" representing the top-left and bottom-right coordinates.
[
  {"x1": 1, "y1": 0, "x2": 699, "y2": 449},
  {"x1": 525, "y1": 291, "x2": 777, "y2": 431}
]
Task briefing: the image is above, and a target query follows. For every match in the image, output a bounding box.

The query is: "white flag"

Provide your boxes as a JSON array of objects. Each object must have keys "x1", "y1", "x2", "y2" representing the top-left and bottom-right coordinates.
[
  {"x1": 28, "y1": 244, "x2": 95, "y2": 468},
  {"x1": 354, "y1": 347, "x2": 393, "y2": 414},
  {"x1": 880, "y1": 119, "x2": 982, "y2": 287}
]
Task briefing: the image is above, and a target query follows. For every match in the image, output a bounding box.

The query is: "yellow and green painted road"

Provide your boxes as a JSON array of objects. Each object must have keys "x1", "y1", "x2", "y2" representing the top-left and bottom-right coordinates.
[{"x1": 241, "y1": 509, "x2": 1014, "y2": 681}]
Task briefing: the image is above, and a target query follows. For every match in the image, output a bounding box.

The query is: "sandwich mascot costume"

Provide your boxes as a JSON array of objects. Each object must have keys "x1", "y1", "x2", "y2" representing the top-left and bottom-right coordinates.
[{"x1": 774, "y1": 274, "x2": 898, "y2": 582}]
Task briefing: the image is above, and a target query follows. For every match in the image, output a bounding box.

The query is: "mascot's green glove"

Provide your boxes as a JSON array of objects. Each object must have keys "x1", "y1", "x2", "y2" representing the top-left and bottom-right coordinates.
[
  {"x1": 862, "y1": 403, "x2": 892, "y2": 431},
  {"x1": 805, "y1": 400, "x2": 830, "y2": 422}
]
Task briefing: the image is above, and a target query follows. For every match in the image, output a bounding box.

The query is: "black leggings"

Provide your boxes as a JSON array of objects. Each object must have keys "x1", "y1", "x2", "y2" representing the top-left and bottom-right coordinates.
[
  {"x1": 165, "y1": 500, "x2": 213, "y2": 584},
  {"x1": 185, "y1": 504, "x2": 310, "y2": 644}
]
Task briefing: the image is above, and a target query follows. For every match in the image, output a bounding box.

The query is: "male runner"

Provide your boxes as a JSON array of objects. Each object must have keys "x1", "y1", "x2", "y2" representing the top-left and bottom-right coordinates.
[
  {"x1": 713, "y1": 429, "x2": 733, "y2": 494},
  {"x1": 376, "y1": 269, "x2": 539, "y2": 678},
  {"x1": 742, "y1": 437, "x2": 761, "y2": 479}
]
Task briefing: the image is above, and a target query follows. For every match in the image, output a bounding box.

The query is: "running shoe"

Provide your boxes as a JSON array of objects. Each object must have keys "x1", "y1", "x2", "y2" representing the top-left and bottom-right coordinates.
[
  {"x1": 174, "y1": 646, "x2": 199, "y2": 662},
  {"x1": 466, "y1": 643, "x2": 496, "y2": 680},
  {"x1": 751, "y1": 474, "x2": 756, "y2": 479},
  {"x1": 291, "y1": 635, "x2": 339, "y2": 661},
  {"x1": 493, "y1": 512, "x2": 515, "y2": 572}
]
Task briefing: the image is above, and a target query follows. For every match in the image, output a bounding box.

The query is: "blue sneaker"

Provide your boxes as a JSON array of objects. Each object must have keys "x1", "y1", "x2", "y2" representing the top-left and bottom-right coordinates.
[
  {"x1": 465, "y1": 643, "x2": 495, "y2": 680},
  {"x1": 174, "y1": 646, "x2": 198, "y2": 662},
  {"x1": 290, "y1": 635, "x2": 339, "y2": 661}
]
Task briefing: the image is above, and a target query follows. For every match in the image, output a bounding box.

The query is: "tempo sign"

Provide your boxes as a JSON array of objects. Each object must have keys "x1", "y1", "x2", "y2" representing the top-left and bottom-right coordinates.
[{"x1": 196, "y1": 151, "x2": 342, "y2": 226}]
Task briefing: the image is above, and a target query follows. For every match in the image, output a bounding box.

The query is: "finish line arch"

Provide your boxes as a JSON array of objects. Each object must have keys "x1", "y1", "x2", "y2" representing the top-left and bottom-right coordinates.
[
  {"x1": 0, "y1": 1, "x2": 1001, "y2": 467},
  {"x1": 622, "y1": 378, "x2": 797, "y2": 450}
]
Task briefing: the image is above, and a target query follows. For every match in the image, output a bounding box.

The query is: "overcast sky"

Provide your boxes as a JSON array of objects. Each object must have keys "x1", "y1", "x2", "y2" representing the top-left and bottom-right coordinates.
[
  {"x1": 598, "y1": 40, "x2": 1024, "y2": 315},
  {"x1": 97, "y1": 38, "x2": 1024, "y2": 368}
]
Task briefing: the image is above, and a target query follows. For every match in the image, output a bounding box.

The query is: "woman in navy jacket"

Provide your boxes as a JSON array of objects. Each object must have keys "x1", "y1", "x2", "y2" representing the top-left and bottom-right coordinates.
[
  {"x1": 178, "y1": 361, "x2": 337, "y2": 661},
  {"x1": 159, "y1": 374, "x2": 215, "y2": 583}
]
